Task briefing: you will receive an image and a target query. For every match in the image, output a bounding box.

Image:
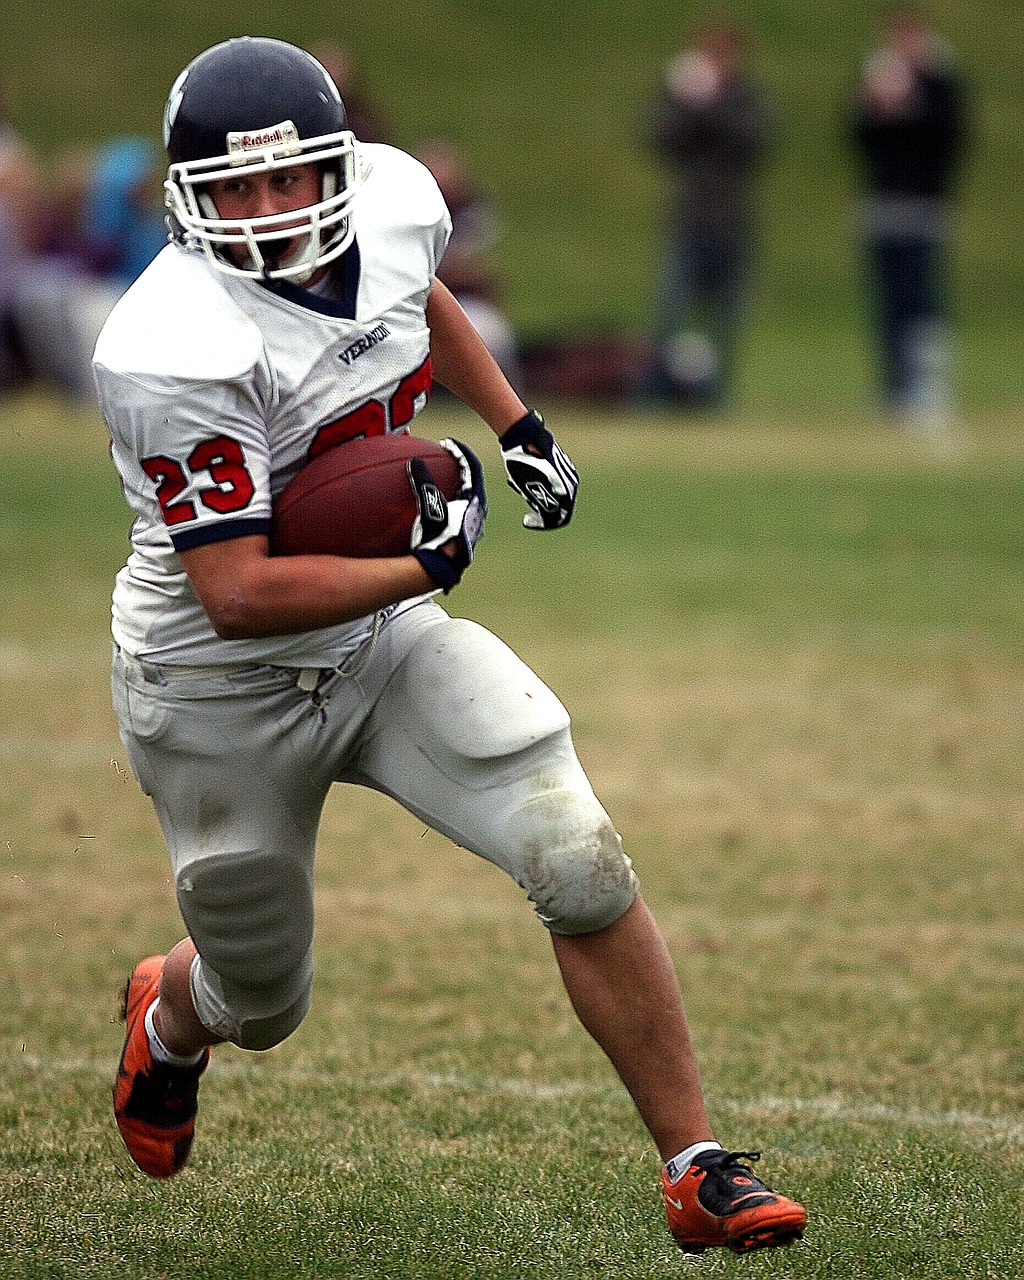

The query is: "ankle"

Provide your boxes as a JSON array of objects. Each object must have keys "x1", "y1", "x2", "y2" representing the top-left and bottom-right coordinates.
[
  {"x1": 146, "y1": 999, "x2": 206, "y2": 1067},
  {"x1": 665, "y1": 1141, "x2": 722, "y2": 1182}
]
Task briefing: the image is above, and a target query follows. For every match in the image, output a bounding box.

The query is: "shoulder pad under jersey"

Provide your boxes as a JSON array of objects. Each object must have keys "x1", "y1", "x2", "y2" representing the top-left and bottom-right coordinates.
[
  {"x1": 93, "y1": 244, "x2": 264, "y2": 383},
  {"x1": 355, "y1": 143, "x2": 448, "y2": 228}
]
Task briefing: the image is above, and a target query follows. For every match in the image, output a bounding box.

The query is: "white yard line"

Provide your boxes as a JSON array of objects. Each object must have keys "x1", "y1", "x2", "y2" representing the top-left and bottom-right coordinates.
[
  {"x1": 11, "y1": 1055, "x2": 1023, "y2": 1145},
  {"x1": 0, "y1": 738, "x2": 118, "y2": 763}
]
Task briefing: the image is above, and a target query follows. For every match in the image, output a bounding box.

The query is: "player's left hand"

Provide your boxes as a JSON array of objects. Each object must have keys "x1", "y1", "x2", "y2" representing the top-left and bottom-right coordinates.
[{"x1": 499, "y1": 410, "x2": 579, "y2": 530}]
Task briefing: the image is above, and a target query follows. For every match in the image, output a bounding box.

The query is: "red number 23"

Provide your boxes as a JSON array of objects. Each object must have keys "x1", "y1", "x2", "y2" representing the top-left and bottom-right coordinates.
[{"x1": 141, "y1": 436, "x2": 255, "y2": 526}]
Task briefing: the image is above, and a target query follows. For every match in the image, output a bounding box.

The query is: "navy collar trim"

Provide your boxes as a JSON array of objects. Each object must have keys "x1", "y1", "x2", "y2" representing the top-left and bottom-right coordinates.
[{"x1": 263, "y1": 239, "x2": 361, "y2": 319}]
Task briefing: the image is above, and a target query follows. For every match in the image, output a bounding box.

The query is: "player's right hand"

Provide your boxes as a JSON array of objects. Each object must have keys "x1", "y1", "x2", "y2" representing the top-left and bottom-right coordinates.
[{"x1": 408, "y1": 438, "x2": 487, "y2": 593}]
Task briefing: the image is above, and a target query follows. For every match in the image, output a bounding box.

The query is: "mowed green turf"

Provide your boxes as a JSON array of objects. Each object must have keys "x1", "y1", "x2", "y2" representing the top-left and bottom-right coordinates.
[{"x1": 1, "y1": 392, "x2": 1022, "y2": 1277}]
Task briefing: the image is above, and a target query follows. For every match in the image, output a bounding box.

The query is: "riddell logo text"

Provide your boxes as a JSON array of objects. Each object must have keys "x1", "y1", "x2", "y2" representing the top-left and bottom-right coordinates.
[
  {"x1": 238, "y1": 129, "x2": 286, "y2": 149},
  {"x1": 227, "y1": 120, "x2": 300, "y2": 158},
  {"x1": 338, "y1": 324, "x2": 390, "y2": 365}
]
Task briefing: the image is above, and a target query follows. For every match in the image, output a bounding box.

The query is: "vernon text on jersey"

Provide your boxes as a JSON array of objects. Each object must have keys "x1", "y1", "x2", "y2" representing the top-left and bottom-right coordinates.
[{"x1": 337, "y1": 323, "x2": 390, "y2": 366}]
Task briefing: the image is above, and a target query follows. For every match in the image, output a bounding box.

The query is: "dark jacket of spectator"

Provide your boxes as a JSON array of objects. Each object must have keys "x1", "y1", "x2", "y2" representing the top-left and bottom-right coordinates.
[
  {"x1": 848, "y1": 52, "x2": 968, "y2": 200},
  {"x1": 645, "y1": 49, "x2": 774, "y2": 232}
]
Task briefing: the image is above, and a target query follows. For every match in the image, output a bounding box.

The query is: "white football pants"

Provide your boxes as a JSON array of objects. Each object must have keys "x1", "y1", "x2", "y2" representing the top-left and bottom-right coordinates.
[{"x1": 111, "y1": 601, "x2": 637, "y2": 1049}]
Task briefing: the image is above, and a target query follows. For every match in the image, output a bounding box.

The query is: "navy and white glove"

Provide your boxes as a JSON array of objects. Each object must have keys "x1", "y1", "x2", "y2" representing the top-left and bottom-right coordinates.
[
  {"x1": 499, "y1": 409, "x2": 579, "y2": 530},
  {"x1": 408, "y1": 438, "x2": 487, "y2": 593}
]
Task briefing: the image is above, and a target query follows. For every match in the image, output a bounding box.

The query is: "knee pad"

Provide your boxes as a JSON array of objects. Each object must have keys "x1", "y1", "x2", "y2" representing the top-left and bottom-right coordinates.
[
  {"x1": 229, "y1": 985, "x2": 312, "y2": 1052},
  {"x1": 177, "y1": 847, "x2": 314, "y2": 1047},
  {"x1": 514, "y1": 788, "x2": 638, "y2": 936}
]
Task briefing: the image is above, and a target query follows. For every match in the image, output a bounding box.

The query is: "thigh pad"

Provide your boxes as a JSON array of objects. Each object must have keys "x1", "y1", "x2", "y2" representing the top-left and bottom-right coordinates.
[{"x1": 397, "y1": 617, "x2": 570, "y2": 760}]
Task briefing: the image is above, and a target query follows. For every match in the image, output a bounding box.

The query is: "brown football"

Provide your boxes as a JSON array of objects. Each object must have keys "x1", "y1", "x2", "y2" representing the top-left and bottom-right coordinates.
[{"x1": 271, "y1": 434, "x2": 461, "y2": 558}]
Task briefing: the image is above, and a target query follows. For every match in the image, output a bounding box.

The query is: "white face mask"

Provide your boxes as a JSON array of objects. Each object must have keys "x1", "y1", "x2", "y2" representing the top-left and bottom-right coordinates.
[{"x1": 164, "y1": 125, "x2": 367, "y2": 283}]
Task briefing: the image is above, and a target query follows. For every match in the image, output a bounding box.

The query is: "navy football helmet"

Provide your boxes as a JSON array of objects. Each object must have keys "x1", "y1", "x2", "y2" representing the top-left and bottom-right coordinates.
[{"x1": 163, "y1": 37, "x2": 364, "y2": 282}]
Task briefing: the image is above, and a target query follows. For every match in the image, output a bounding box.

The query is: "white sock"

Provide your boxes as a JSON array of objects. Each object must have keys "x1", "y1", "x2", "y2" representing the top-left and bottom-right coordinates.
[
  {"x1": 665, "y1": 1141, "x2": 723, "y2": 1183},
  {"x1": 145, "y1": 999, "x2": 206, "y2": 1068}
]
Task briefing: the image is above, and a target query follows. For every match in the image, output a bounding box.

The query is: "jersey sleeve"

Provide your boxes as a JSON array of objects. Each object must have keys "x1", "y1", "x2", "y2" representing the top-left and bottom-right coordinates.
[
  {"x1": 102, "y1": 369, "x2": 274, "y2": 553},
  {"x1": 94, "y1": 246, "x2": 275, "y2": 553}
]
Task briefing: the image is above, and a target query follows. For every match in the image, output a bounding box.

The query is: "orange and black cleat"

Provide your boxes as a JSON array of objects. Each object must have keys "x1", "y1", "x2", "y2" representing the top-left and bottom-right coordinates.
[
  {"x1": 113, "y1": 955, "x2": 209, "y2": 1178},
  {"x1": 662, "y1": 1148, "x2": 807, "y2": 1254}
]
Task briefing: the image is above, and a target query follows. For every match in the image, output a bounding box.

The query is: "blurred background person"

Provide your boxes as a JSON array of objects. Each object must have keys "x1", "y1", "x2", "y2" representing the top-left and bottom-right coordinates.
[
  {"x1": 9, "y1": 134, "x2": 165, "y2": 398},
  {"x1": 418, "y1": 138, "x2": 523, "y2": 388},
  {"x1": 641, "y1": 15, "x2": 775, "y2": 412},
  {"x1": 0, "y1": 73, "x2": 37, "y2": 391},
  {"x1": 0, "y1": 78, "x2": 166, "y2": 401},
  {"x1": 844, "y1": 6, "x2": 970, "y2": 432},
  {"x1": 80, "y1": 135, "x2": 167, "y2": 293},
  {"x1": 309, "y1": 40, "x2": 392, "y2": 142},
  {"x1": 0, "y1": 124, "x2": 104, "y2": 398}
]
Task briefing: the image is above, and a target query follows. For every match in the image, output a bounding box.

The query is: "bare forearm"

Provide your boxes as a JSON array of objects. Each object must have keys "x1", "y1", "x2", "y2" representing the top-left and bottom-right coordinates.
[
  {"x1": 182, "y1": 538, "x2": 435, "y2": 639},
  {"x1": 426, "y1": 280, "x2": 526, "y2": 435}
]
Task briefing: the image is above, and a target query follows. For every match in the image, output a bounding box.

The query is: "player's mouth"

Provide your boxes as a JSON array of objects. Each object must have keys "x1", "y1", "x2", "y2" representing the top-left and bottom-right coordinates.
[{"x1": 225, "y1": 227, "x2": 310, "y2": 275}]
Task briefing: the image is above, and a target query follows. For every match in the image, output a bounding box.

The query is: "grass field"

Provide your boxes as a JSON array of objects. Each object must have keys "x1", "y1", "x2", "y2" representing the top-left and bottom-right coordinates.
[{"x1": 1, "y1": 389, "x2": 1022, "y2": 1276}]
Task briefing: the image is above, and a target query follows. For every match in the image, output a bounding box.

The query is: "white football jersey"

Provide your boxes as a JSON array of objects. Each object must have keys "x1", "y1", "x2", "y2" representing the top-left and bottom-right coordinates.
[{"x1": 94, "y1": 143, "x2": 451, "y2": 666}]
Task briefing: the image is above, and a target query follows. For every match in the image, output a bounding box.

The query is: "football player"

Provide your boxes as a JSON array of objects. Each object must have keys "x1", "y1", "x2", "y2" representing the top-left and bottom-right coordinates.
[{"x1": 94, "y1": 37, "x2": 806, "y2": 1255}]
